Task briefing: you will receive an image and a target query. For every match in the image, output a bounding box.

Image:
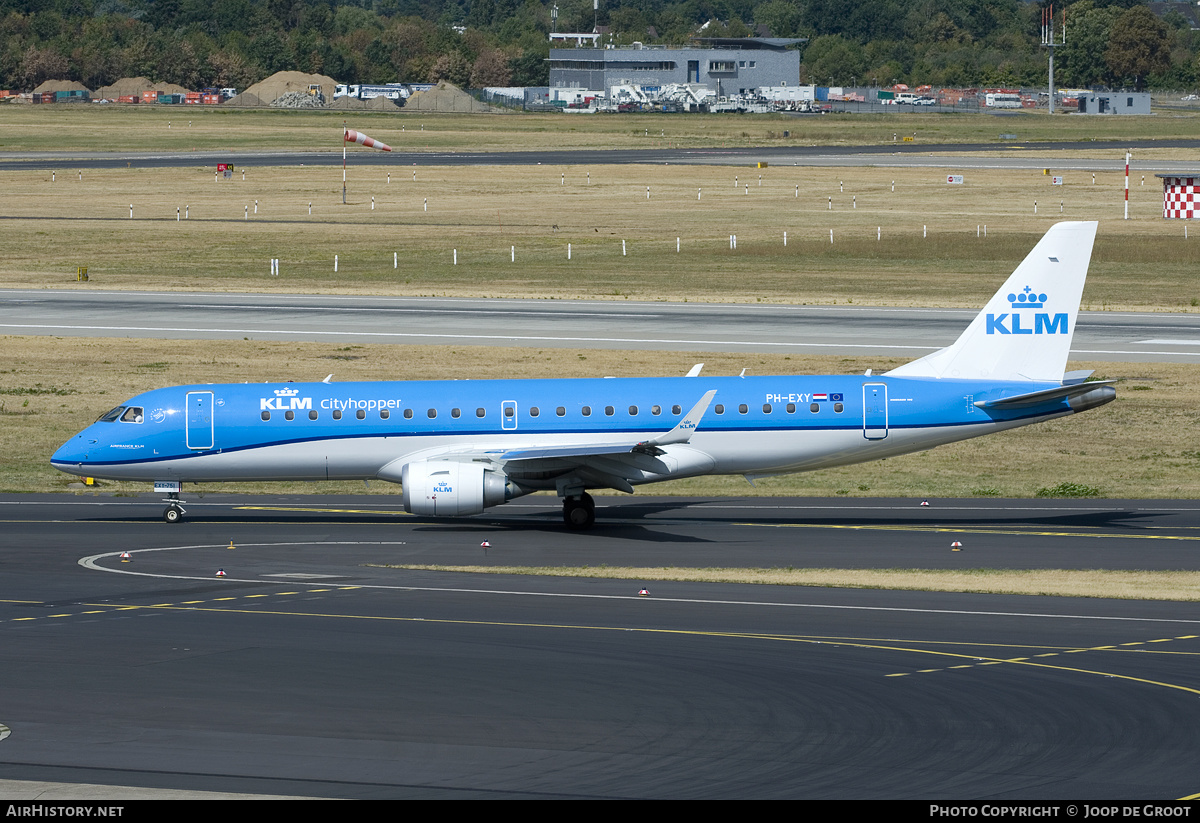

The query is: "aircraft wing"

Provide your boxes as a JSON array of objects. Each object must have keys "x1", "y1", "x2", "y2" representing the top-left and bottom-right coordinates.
[{"x1": 499, "y1": 390, "x2": 718, "y2": 461}]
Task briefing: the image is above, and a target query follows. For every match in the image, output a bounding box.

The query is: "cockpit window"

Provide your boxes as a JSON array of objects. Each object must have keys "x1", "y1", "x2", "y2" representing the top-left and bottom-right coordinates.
[
  {"x1": 120, "y1": 406, "x2": 144, "y2": 423},
  {"x1": 97, "y1": 406, "x2": 125, "y2": 422}
]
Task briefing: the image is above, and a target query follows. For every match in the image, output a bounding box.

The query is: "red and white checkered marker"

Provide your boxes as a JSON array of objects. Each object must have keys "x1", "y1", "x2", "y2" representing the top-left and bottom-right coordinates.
[
  {"x1": 480, "y1": 541, "x2": 491, "y2": 548},
  {"x1": 638, "y1": 588, "x2": 650, "y2": 596},
  {"x1": 920, "y1": 500, "x2": 930, "y2": 506},
  {"x1": 950, "y1": 541, "x2": 963, "y2": 550},
  {"x1": 120, "y1": 551, "x2": 132, "y2": 561},
  {"x1": 216, "y1": 568, "x2": 226, "y2": 576}
]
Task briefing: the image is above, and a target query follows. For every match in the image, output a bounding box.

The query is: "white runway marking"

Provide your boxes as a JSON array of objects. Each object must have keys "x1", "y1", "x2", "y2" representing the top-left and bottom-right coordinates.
[{"x1": 77, "y1": 542, "x2": 1200, "y2": 626}]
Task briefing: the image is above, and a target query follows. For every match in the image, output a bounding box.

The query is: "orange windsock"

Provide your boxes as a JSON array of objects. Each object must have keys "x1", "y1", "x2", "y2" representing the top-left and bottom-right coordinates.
[{"x1": 344, "y1": 129, "x2": 392, "y2": 152}]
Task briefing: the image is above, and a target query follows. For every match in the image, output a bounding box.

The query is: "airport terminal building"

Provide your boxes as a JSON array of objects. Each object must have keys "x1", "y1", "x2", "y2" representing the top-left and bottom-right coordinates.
[{"x1": 549, "y1": 37, "x2": 802, "y2": 101}]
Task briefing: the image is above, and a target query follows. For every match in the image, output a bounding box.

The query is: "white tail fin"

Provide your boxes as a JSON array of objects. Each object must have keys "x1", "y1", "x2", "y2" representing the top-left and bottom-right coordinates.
[{"x1": 886, "y1": 221, "x2": 1097, "y2": 383}]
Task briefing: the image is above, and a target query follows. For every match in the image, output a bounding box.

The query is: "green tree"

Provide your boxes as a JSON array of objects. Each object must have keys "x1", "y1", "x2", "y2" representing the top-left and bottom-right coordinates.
[{"x1": 1105, "y1": 5, "x2": 1170, "y2": 90}]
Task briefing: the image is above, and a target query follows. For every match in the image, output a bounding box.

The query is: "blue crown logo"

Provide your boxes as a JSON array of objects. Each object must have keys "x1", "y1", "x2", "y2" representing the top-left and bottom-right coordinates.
[{"x1": 1007, "y1": 286, "x2": 1047, "y2": 308}]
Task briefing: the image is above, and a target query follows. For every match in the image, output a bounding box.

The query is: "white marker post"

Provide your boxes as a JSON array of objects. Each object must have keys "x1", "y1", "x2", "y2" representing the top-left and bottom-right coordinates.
[
  {"x1": 424, "y1": 198, "x2": 427, "y2": 212},
  {"x1": 646, "y1": 187, "x2": 650, "y2": 199},
  {"x1": 568, "y1": 244, "x2": 571, "y2": 260},
  {"x1": 511, "y1": 246, "x2": 515, "y2": 262},
  {"x1": 828, "y1": 197, "x2": 832, "y2": 210},
  {"x1": 453, "y1": 249, "x2": 457, "y2": 265},
  {"x1": 622, "y1": 240, "x2": 626, "y2": 256},
  {"x1": 176, "y1": 207, "x2": 180, "y2": 222},
  {"x1": 334, "y1": 255, "x2": 338, "y2": 272},
  {"x1": 1124, "y1": 152, "x2": 1131, "y2": 220},
  {"x1": 254, "y1": 200, "x2": 258, "y2": 214},
  {"x1": 784, "y1": 231, "x2": 787, "y2": 246},
  {"x1": 676, "y1": 237, "x2": 680, "y2": 252},
  {"x1": 394, "y1": 252, "x2": 398, "y2": 269},
  {"x1": 129, "y1": 205, "x2": 133, "y2": 219},
  {"x1": 371, "y1": 197, "x2": 375, "y2": 210},
  {"x1": 830, "y1": 229, "x2": 834, "y2": 244}
]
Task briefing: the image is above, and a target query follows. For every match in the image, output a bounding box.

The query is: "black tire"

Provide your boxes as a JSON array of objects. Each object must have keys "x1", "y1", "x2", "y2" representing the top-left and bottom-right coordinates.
[
  {"x1": 163, "y1": 505, "x2": 182, "y2": 524},
  {"x1": 563, "y1": 495, "x2": 596, "y2": 529}
]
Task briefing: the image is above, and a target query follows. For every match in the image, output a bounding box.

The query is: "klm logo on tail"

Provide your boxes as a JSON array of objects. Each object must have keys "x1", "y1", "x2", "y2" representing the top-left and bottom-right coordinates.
[{"x1": 986, "y1": 286, "x2": 1068, "y2": 335}]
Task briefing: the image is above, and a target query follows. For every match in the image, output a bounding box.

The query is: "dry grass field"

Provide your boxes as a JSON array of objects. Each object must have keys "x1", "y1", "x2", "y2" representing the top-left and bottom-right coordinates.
[
  {"x1": 4, "y1": 160, "x2": 1200, "y2": 310},
  {"x1": 378, "y1": 565, "x2": 1200, "y2": 602},
  {"x1": 3, "y1": 106, "x2": 1200, "y2": 152}
]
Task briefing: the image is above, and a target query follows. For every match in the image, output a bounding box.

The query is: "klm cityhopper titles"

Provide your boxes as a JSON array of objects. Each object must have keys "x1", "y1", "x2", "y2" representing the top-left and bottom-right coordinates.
[{"x1": 52, "y1": 222, "x2": 1115, "y2": 528}]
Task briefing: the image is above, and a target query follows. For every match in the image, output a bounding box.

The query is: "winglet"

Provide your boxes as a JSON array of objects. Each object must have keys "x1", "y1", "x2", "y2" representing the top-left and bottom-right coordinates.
[
  {"x1": 642, "y1": 389, "x2": 717, "y2": 448},
  {"x1": 686, "y1": 363, "x2": 704, "y2": 377}
]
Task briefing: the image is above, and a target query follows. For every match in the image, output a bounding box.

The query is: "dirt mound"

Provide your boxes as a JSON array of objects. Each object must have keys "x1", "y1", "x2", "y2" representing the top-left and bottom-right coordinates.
[
  {"x1": 223, "y1": 92, "x2": 267, "y2": 108},
  {"x1": 331, "y1": 96, "x2": 372, "y2": 111},
  {"x1": 94, "y1": 77, "x2": 153, "y2": 98},
  {"x1": 404, "y1": 81, "x2": 495, "y2": 113},
  {"x1": 242, "y1": 71, "x2": 338, "y2": 105},
  {"x1": 33, "y1": 79, "x2": 90, "y2": 93},
  {"x1": 366, "y1": 95, "x2": 400, "y2": 110},
  {"x1": 150, "y1": 81, "x2": 192, "y2": 95}
]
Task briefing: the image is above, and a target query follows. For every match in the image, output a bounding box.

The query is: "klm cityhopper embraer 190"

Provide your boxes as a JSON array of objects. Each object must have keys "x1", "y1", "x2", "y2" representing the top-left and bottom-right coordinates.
[{"x1": 53, "y1": 222, "x2": 1115, "y2": 528}]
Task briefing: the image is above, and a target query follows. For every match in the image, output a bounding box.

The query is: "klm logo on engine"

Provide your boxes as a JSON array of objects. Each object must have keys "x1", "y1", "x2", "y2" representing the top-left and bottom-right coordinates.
[
  {"x1": 986, "y1": 286, "x2": 1068, "y2": 335},
  {"x1": 260, "y1": 387, "x2": 313, "y2": 412}
]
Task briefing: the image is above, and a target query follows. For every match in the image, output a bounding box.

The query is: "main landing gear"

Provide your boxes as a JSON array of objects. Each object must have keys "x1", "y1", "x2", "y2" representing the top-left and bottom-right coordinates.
[{"x1": 563, "y1": 492, "x2": 595, "y2": 529}]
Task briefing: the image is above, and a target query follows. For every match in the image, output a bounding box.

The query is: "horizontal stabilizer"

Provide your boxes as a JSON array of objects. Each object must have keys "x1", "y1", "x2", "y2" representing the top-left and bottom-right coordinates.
[{"x1": 975, "y1": 380, "x2": 1116, "y2": 410}]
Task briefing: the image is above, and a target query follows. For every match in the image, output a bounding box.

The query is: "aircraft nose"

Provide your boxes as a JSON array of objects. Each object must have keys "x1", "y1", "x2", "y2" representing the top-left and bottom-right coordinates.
[{"x1": 51, "y1": 433, "x2": 94, "y2": 472}]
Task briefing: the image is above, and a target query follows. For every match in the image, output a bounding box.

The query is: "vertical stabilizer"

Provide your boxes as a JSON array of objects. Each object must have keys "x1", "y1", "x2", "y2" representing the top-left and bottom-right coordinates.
[{"x1": 886, "y1": 221, "x2": 1097, "y2": 383}]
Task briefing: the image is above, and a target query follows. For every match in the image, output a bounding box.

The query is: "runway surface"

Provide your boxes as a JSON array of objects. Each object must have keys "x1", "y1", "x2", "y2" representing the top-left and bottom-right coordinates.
[
  {"x1": 2, "y1": 139, "x2": 1199, "y2": 172},
  {"x1": 1, "y1": 494, "x2": 1198, "y2": 798},
  {"x1": 3, "y1": 288, "x2": 1198, "y2": 363}
]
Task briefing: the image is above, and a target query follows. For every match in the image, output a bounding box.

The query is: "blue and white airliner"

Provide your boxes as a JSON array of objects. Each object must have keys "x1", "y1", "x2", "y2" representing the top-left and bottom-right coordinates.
[{"x1": 52, "y1": 222, "x2": 1115, "y2": 527}]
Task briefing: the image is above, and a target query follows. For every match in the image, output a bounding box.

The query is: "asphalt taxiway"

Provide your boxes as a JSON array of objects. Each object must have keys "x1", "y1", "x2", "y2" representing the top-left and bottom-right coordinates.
[
  {"x1": 4, "y1": 289, "x2": 1199, "y2": 363},
  {"x1": 1, "y1": 494, "x2": 1198, "y2": 798}
]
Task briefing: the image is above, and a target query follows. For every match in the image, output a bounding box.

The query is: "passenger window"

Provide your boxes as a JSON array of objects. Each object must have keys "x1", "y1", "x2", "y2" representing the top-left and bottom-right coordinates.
[
  {"x1": 530, "y1": 407, "x2": 540, "y2": 417},
  {"x1": 714, "y1": 404, "x2": 724, "y2": 414},
  {"x1": 738, "y1": 404, "x2": 748, "y2": 414},
  {"x1": 427, "y1": 409, "x2": 436, "y2": 419},
  {"x1": 556, "y1": 407, "x2": 566, "y2": 416},
  {"x1": 380, "y1": 409, "x2": 389, "y2": 419},
  {"x1": 652, "y1": 405, "x2": 661, "y2": 415},
  {"x1": 787, "y1": 403, "x2": 796, "y2": 413},
  {"x1": 834, "y1": 402, "x2": 844, "y2": 413},
  {"x1": 476, "y1": 408, "x2": 485, "y2": 418},
  {"x1": 404, "y1": 408, "x2": 413, "y2": 419},
  {"x1": 356, "y1": 409, "x2": 366, "y2": 420},
  {"x1": 332, "y1": 409, "x2": 342, "y2": 420},
  {"x1": 605, "y1": 406, "x2": 615, "y2": 416},
  {"x1": 628, "y1": 405, "x2": 638, "y2": 415},
  {"x1": 285, "y1": 410, "x2": 295, "y2": 421},
  {"x1": 582, "y1": 406, "x2": 592, "y2": 416},
  {"x1": 261, "y1": 410, "x2": 271, "y2": 421},
  {"x1": 672, "y1": 405, "x2": 682, "y2": 415},
  {"x1": 451, "y1": 408, "x2": 460, "y2": 418},
  {"x1": 309, "y1": 410, "x2": 318, "y2": 420},
  {"x1": 504, "y1": 406, "x2": 514, "y2": 418},
  {"x1": 762, "y1": 404, "x2": 772, "y2": 414},
  {"x1": 810, "y1": 403, "x2": 819, "y2": 413}
]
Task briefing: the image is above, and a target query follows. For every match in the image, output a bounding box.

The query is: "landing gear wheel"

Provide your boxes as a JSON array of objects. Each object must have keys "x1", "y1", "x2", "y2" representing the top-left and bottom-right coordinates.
[
  {"x1": 163, "y1": 504, "x2": 184, "y2": 524},
  {"x1": 563, "y1": 492, "x2": 595, "y2": 529}
]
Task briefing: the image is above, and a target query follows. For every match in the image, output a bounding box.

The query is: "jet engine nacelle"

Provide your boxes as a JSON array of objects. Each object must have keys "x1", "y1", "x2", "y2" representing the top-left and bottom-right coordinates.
[{"x1": 401, "y1": 461, "x2": 509, "y2": 516}]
